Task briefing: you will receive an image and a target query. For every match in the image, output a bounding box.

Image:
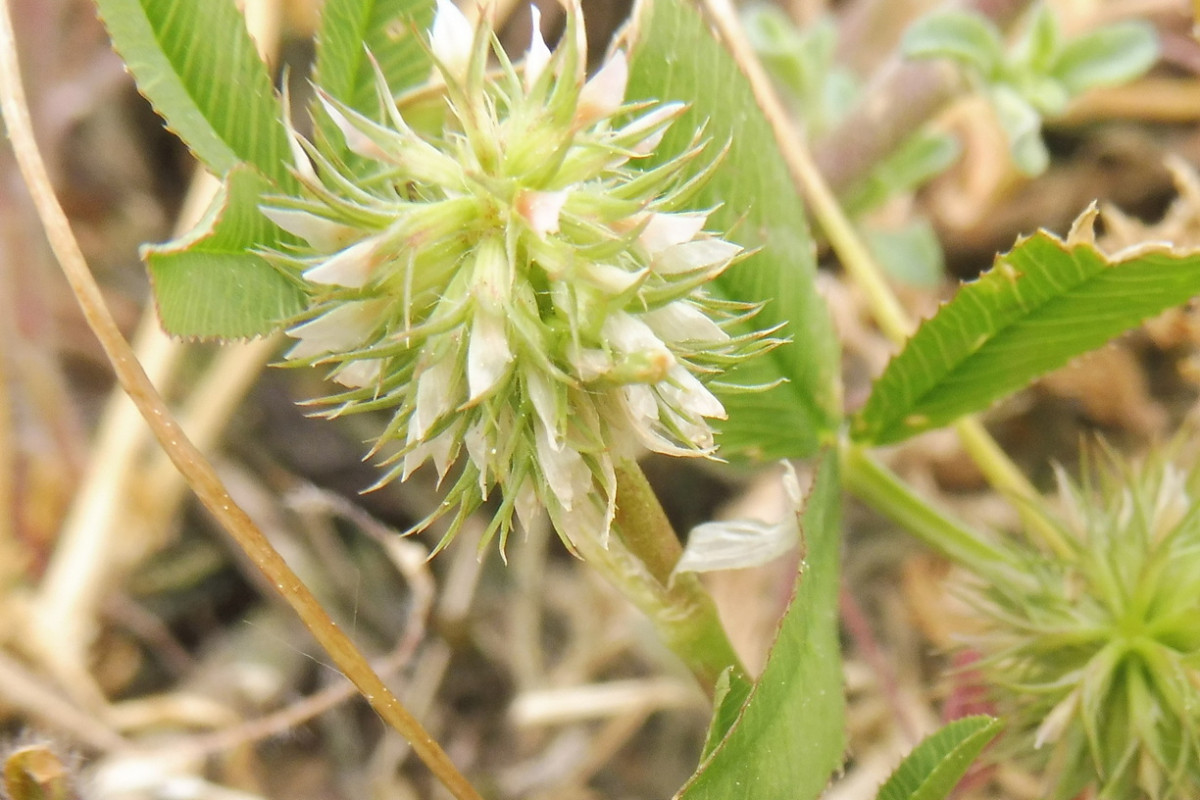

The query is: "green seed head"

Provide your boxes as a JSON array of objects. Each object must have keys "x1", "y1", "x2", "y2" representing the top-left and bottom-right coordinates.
[{"x1": 967, "y1": 443, "x2": 1200, "y2": 799}]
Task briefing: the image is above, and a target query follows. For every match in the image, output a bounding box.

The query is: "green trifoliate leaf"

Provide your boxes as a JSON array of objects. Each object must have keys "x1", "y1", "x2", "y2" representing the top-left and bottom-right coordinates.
[
  {"x1": 852, "y1": 207, "x2": 1200, "y2": 445},
  {"x1": 316, "y1": 0, "x2": 436, "y2": 107},
  {"x1": 742, "y1": 4, "x2": 814, "y2": 97},
  {"x1": 94, "y1": 0, "x2": 291, "y2": 185},
  {"x1": 1051, "y1": 20, "x2": 1159, "y2": 95},
  {"x1": 845, "y1": 129, "x2": 960, "y2": 214},
  {"x1": 1011, "y1": 3, "x2": 1062, "y2": 76},
  {"x1": 990, "y1": 85, "x2": 1049, "y2": 175},
  {"x1": 677, "y1": 451, "x2": 844, "y2": 800},
  {"x1": 743, "y1": 7, "x2": 858, "y2": 137},
  {"x1": 875, "y1": 716, "x2": 1002, "y2": 800},
  {"x1": 146, "y1": 166, "x2": 304, "y2": 339},
  {"x1": 863, "y1": 220, "x2": 946, "y2": 289},
  {"x1": 902, "y1": 5, "x2": 1158, "y2": 180},
  {"x1": 901, "y1": 10, "x2": 1005, "y2": 79}
]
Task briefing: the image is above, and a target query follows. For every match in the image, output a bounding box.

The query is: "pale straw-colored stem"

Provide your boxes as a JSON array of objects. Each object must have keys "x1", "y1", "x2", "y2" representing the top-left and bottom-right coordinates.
[{"x1": 0, "y1": 236, "x2": 19, "y2": 585}]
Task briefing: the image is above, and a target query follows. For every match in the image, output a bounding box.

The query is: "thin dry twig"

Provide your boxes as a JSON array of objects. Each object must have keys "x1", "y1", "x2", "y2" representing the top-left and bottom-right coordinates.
[
  {"x1": 1062, "y1": 78, "x2": 1200, "y2": 123},
  {"x1": 133, "y1": 487, "x2": 473, "y2": 768},
  {"x1": 0, "y1": 2, "x2": 482, "y2": 797},
  {"x1": 0, "y1": 650, "x2": 128, "y2": 752},
  {"x1": 509, "y1": 679, "x2": 698, "y2": 727},
  {"x1": 0, "y1": 229, "x2": 17, "y2": 581}
]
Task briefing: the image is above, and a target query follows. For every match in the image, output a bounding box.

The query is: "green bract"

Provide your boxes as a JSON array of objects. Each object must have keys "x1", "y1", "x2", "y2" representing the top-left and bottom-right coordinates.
[
  {"x1": 261, "y1": 0, "x2": 775, "y2": 553},
  {"x1": 968, "y1": 445, "x2": 1200, "y2": 799}
]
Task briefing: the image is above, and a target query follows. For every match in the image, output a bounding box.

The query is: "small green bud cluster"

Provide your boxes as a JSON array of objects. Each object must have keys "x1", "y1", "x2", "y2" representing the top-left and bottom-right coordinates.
[
  {"x1": 262, "y1": 0, "x2": 775, "y2": 553},
  {"x1": 968, "y1": 444, "x2": 1200, "y2": 799},
  {"x1": 902, "y1": 4, "x2": 1158, "y2": 174}
]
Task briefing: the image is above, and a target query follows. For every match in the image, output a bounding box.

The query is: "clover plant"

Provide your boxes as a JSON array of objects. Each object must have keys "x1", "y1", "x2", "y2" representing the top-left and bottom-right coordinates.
[{"x1": 9, "y1": 0, "x2": 1200, "y2": 798}]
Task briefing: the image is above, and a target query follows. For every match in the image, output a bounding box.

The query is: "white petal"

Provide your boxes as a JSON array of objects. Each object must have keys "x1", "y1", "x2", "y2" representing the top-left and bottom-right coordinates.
[
  {"x1": 514, "y1": 477, "x2": 541, "y2": 533},
  {"x1": 431, "y1": 0, "x2": 473, "y2": 79},
  {"x1": 664, "y1": 364, "x2": 726, "y2": 419},
  {"x1": 470, "y1": 237, "x2": 513, "y2": 313},
  {"x1": 568, "y1": 345, "x2": 612, "y2": 381},
  {"x1": 524, "y1": 5, "x2": 552, "y2": 91},
  {"x1": 467, "y1": 312, "x2": 513, "y2": 400},
  {"x1": 639, "y1": 211, "x2": 708, "y2": 255},
  {"x1": 602, "y1": 311, "x2": 669, "y2": 356},
  {"x1": 333, "y1": 358, "x2": 383, "y2": 388},
  {"x1": 654, "y1": 238, "x2": 741, "y2": 275},
  {"x1": 550, "y1": 494, "x2": 607, "y2": 553},
  {"x1": 628, "y1": 416, "x2": 701, "y2": 457},
  {"x1": 286, "y1": 127, "x2": 318, "y2": 184},
  {"x1": 285, "y1": 300, "x2": 382, "y2": 359},
  {"x1": 673, "y1": 517, "x2": 799, "y2": 576},
  {"x1": 402, "y1": 429, "x2": 456, "y2": 482},
  {"x1": 464, "y1": 420, "x2": 490, "y2": 492},
  {"x1": 618, "y1": 382, "x2": 718, "y2": 456},
  {"x1": 431, "y1": 431, "x2": 458, "y2": 479},
  {"x1": 620, "y1": 386, "x2": 700, "y2": 457},
  {"x1": 1035, "y1": 690, "x2": 1080, "y2": 749},
  {"x1": 535, "y1": 423, "x2": 588, "y2": 511},
  {"x1": 624, "y1": 102, "x2": 685, "y2": 155},
  {"x1": 414, "y1": 354, "x2": 457, "y2": 438},
  {"x1": 261, "y1": 207, "x2": 356, "y2": 251},
  {"x1": 622, "y1": 384, "x2": 659, "y2": 425},
  {"x1": 317, "y1": 94, "x2": 390, "y2": 162},
  {"x1": 303, "y1": 238, "x2": 380, "y2": 288},
  {"x1": 525, "y1": 367, "x2": 562, "y2": 450},
  {"x1": 515, "y1": 188, "x2": 568, "y2": 237},
  {"x1": 576, "y1": 50, "x2": 628, "y2": 126},
  {"x1": 661, "y1": 403, "x2": 716, "y2": 450},
  {"x1": 581, "y1": 262, "x2": 645, "y2": 294},
  {"x1": 642, "y1": 301, "x2": 728, "y2": 344}
]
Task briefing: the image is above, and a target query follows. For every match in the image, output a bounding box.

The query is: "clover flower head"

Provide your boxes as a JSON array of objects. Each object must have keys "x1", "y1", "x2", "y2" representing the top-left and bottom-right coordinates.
[
  {"x1": 261, "y1": 0, "x2": 776, "y2": 554},
  {"x1": 966, "y1": 442, "x2": 1200, "y2": 799}
]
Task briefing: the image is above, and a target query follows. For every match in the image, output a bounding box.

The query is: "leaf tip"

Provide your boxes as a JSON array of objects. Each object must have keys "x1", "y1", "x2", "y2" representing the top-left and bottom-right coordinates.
[{"x1": 1066, "y1": 201, "x2": 1100, "y2": 248}]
